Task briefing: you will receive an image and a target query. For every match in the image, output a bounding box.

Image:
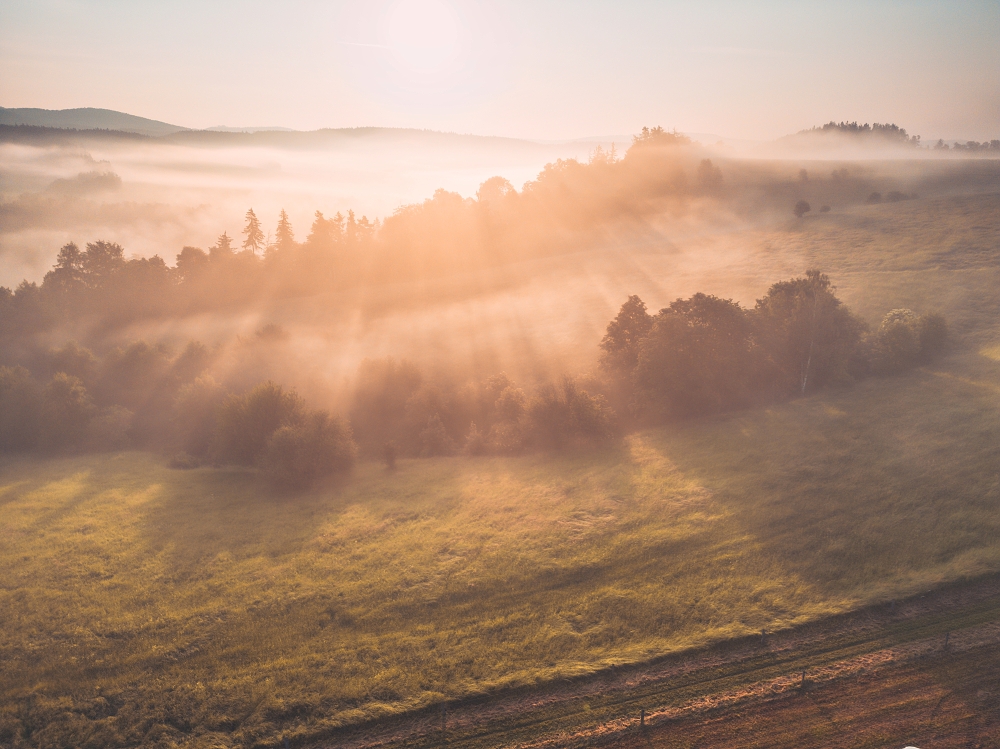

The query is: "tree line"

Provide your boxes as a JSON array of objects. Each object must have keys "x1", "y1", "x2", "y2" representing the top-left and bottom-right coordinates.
[
  {"x1": 599, "y1": 271, "x2": 947, "y2": 421},
  {"x1": 0, "y1": 268, "x2": 946, "y2": 491},
  {"x1": 0, "y1": 127, "x2": 711, "y2": 345}
]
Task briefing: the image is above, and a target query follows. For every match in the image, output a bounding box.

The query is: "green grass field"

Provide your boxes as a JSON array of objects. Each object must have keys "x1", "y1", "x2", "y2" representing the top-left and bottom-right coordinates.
[{"x1": 2, "y1": 189, "x2": 1000, "y2": 748}]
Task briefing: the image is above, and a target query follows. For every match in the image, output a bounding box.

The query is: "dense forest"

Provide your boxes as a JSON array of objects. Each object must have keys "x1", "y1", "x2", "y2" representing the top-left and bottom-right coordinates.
[{"x1": 0, "y1": 127, "x2": 948, "y2": 488}]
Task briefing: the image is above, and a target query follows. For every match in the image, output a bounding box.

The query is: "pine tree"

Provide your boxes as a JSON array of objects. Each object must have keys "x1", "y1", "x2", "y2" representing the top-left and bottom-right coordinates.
[
  {"x1": 274, "y1": 209, "x2": 295, "y2": 252},
  {"x1": 242, "y1": 208, "x2": 265, "y2": 256},
  {"x1": 209, "y1": 231, "x2": 234, "y2": 262}
]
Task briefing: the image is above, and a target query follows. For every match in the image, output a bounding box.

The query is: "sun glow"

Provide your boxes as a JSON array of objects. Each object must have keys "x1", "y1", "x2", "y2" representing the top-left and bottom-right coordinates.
[{"x1": 382, "y1": 0, "x2": 465, "y2": 77}]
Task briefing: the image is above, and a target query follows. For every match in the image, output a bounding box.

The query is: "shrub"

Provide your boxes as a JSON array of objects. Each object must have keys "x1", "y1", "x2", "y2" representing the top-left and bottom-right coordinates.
[
  {"x1": 870, "y1": 309, "x2": 921, "y2": 375},
  {"x1": 172, "y1": 376, "x2": 226, "y2": 458},
  {"x1": 350, "y1": 358, "x2": 422, "y2": 454},
  {"x1": 527, "y1": 379, "x2": 615, "y2": 450},
  {"x1": 87, "y1": 405, "x2": 133, "y2": 451},
  {"x1": 462, "y1": 422, "x2": 486, "y2": 456},
  {"x1": 214, "y1": 381, "x2": 304, "y2": 465},
  {"x1": 419, "y1": 413, "x2": 456, "y2": 456},
  {"x1": 918, "y1": 313, "x2": 948, "y2": 361},
  {"x1": 260, "y1": 411, "x2": 356, "y2": 489},
  {"x1": 0, "y1": 366, "x2": 41, "y2": 452},
  {"x1": 382, "y1": 441, "x2": 398, "y2": 469},
  {"x1": 868, "y1": 309, "x2": 948, "y2": 374},
  {"x1": 40, "y1": 373, "x2": 95, "y2": 452}
]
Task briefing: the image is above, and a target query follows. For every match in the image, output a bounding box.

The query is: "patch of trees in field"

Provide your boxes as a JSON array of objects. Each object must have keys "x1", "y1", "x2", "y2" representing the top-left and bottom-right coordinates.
[
  {"x1": 934, "y1": 139, "x2": 1000, "y2": 152},
  {"x1": 0, "y1": 269, "x2": 947, "y2": 491},
  {"x1": 600, "y1": 271, "x2": 948, "y2": 421},
  {"x1": 0, "y1": 349, "x2": 356, "y2": 488},
  {"x1": 0, "y1": 338, "x2": 614, "y2": 487},
  {"x1": 349, "y1": 361, "x2": 614, "y2": 460},
  {"x1": 793, "y1": 122, "x2": 922, "y2": 146}
]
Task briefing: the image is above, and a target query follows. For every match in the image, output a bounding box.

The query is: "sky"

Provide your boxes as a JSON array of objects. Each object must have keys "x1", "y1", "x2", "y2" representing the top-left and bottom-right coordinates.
[{"x1": 1, "y1": 0, "x2": 998, "y2": 142}]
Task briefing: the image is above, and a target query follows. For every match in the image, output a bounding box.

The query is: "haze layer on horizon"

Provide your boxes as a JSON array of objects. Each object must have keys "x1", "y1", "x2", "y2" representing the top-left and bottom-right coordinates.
[{"x1": 1, "y1": 0, "x2": 998, "y2": 142}]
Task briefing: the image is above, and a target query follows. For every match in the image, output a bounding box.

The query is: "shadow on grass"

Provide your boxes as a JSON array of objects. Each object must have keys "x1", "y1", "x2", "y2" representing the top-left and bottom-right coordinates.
[
  {"x1": 139, "y1": 464, "x2": 355, "y2": 571},
  {"x1": 650, "y1": 360, "x2": 1000, "y2": 601}
]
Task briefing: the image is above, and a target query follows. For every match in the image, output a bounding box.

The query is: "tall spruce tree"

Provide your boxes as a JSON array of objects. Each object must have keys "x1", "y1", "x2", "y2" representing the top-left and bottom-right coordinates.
[
  {"x1": 274, "y1": 209, "x2": 295, "y2": 252},
  {"x1": 242, "y1": 208, "x2": 265, "y2": 256}
]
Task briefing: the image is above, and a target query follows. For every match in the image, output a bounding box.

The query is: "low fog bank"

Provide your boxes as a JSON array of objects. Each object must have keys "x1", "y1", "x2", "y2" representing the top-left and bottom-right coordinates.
[
  {"x1": 0, "y1": 127, "x2": 611, "y2": 287},
  {"x1": 2, "y1": 125, "x2": 999, "y2": 419}
]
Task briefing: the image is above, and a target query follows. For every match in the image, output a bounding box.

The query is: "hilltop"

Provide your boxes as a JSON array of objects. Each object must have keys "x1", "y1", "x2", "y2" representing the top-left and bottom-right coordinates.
[{"x1": 0, "y1": 107, "x2": 187, "y2": 137}]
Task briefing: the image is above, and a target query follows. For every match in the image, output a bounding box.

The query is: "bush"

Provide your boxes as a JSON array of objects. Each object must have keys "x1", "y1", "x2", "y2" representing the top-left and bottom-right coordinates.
[
  {"x1": 87, "y1": 405, "x2": 133, "y2": 451},
  {"x1": 918, "y1": 313, "x2": 948, "y2": 361},
  {"x1": 527, "y1": 379, "x2": 615, "y2": 450},
  {"x1": 868, "y1": 309, "x2": 948, "y2": 374},
  {"x1": 260, "y1": 411, "x2": 356, "y2": 489},
  {"x1": 214, "y1": 381, "x2": 304, "y2": 465},
  {"x1": 40, "y1": 373, "x2": 95, "y2": 452},
  {"x1": 870, "y1": 309, "x2": 921, "y2": 375},
  {"x1": 0, "y1": 366, "x2": 41, "y2": 452},
  {"x1": 349, "y1": 358, "x2": 422, "y2": 454},
  {"x1": 172, "y1": 376, "x2": 225, "y2": 457},
  {"x1": 419, "y1": 413, "x2": 456, "y2": 456},
  {"x1": 462, "y1": 422, "x2": 486, "y2": 456},
  {"x1": 487, "y1": 386, "x2": 527, "y2": 453}
]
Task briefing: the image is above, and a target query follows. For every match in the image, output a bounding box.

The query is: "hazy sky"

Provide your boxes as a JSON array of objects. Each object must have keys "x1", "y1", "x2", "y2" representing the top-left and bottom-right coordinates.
[{"x1": 1, "y1": 0, "x2": 998, "y2": 141}]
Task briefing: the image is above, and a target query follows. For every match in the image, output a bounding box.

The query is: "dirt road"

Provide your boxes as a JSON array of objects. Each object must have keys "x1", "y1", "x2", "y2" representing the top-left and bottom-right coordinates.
[{"x1": 315, "y1": 576, "x2": 1000, "y2": 749}]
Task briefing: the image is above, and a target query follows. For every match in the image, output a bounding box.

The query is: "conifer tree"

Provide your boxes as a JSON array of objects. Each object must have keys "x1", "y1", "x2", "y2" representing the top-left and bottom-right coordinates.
[
  {"x1": 242, "y1": 208, "x2": 264, "y2": 256},
  {"x1": 274, "y1": 209, "x2": 295, "y2": 252},
  {"x1": 209, "y1": 231, "x2": 234, "y2": 262}
]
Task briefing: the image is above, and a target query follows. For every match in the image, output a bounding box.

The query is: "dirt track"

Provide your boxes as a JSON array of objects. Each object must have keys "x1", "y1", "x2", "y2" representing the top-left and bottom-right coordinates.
[{"x1": 316, "y1": 576, "x2": 1000, "y2": 749}]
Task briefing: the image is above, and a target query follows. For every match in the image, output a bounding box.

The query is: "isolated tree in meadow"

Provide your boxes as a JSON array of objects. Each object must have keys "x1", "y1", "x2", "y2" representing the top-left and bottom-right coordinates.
[
  {"x1": 793, "y1": 200, "x2": 811, "y2": 218},
  {"x1": 242, "y1": 208, "x2": 265, "y2": 256},
  {"x1": 274, "y1": 209, "x2": 295, "y2": 252}
]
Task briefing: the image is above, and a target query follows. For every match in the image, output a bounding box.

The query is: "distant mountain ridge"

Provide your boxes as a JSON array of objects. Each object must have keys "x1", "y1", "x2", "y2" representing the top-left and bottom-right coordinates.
[
  {"x1": 0, "y1": 107, "x2": 187, "y2": 137},
  {"x1": 206, "y1": 125, "x2": 297, "y2": 133}
]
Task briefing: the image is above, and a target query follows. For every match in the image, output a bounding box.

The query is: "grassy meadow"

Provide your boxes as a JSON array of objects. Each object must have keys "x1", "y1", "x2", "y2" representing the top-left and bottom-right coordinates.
[{"x1": 3, "y1": 188, "x2": 1000, "y2": 748}]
